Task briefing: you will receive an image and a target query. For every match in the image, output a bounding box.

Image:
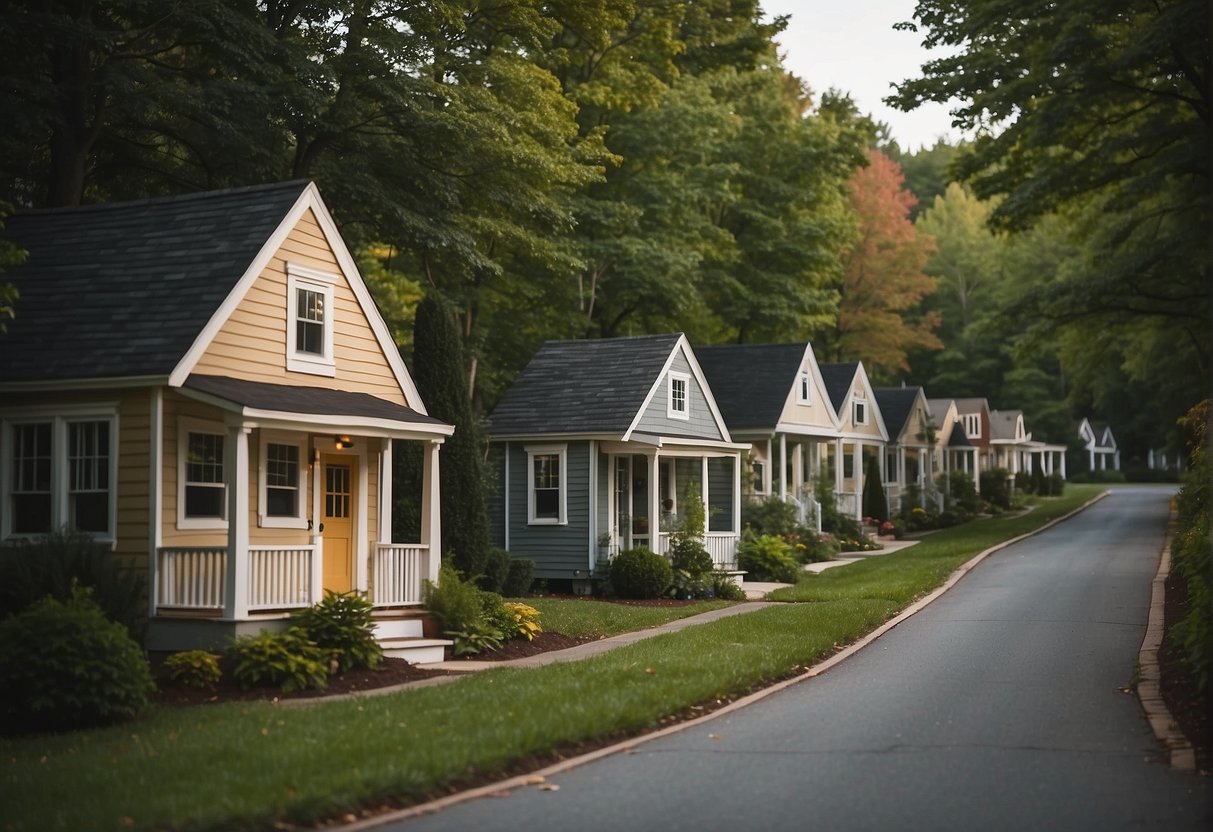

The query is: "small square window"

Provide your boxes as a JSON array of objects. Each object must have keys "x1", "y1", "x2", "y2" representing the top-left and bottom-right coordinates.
[
  {"x1": 797, "y1": 369, "x2": 811, "y2": 404},
  {"x1": 286, "y1": 264, "x2": 337, "y2": 377},
  {"x1": 668, "y1": 373, "x2": 690, "y2": 420}
]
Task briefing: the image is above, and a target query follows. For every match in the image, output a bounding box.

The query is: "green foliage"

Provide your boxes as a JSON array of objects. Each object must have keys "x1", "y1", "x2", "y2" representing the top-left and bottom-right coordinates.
[
  {"x1": 501, "y1": 602, "x2": 543, "y2": 642},
  {"x1": 502, "y1": 557, "x2": 535, "y2": 597},
  {"x1": 0, "y1": 587, "x2": 153, "y2": 734},
  {"x1": 290, "y1": 590, "x2": 382, "y2": 673},
  {"x1": 0, "y1": 531, "x2": 147, "y2": 641},
  {"x1": 1171, "y1": 401, "x2": 1210, "y2": 694},
  {"x1": 742, "y1": 497, "x2": 801, "y2": 536},
  {"x1": 476, "y1": 547, "x2": 511, "y2": 594},
  {"x1": 710, "y1": 573, "x2": 746, "y2": 601},
  {"x1": 163, "y1": 651, "x2": 222, "y2": 690},
  {"x1": 737, "y1": 531, "x2": 800, "y2": 584},
  {"x1": 226, "y1": 630, "x2": 328, "y2": 693},
  {"x1": 861, "y1": 456, "x2": 889, "y2": 521},
  {"x1": 447, "y1": 622, "x2": 504, "y2": 658},
  {"x1": 422, "y1": 564, "x2": 487, "y2": 636},
  {"x1": 980, "y1": 468, "x2": 1012, "y2": 510},
  {"x1": 941, "y1": 470, "x2": 981, "y2": 516},
  {"x1": 609, "y1": 548, "x2": 673, "y2": 600}
]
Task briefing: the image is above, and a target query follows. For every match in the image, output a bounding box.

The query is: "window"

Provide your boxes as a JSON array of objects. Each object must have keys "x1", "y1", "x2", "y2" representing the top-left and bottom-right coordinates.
[
  {"x1": 285, "y1": 263, "x2": 337, "y2": 376},
  {"x1": 853, "y1": 400, "x2": 867, "y2": 425},
  {"x1": 526, "y1": 444, "x2": 566, "y2": 525},
  {"x1": 751, "y1": 460, "x2": 766, "y2": 494},
  {"x1": 10, "y1": 422, "x2": 51, "y2": 534},
  {"x1": 177, "y1": 420, "x2": 226, "y2": 529},
  {"x1": 962, "y1": 413, "x2": 981, "y2": 438},
  {"x1": 3, "y1": 410, "x2": 117, "y2": 540},
  {"x1": 668, "y1": 373, "x2": 689, "y2": 420},
  {"x1": 797, "y1": 369, "x2": 812, "y2": 404},
  {"x1": 884, "y1": 451, "x2": 898, "y2": 484},
  {"x1": 260, "y1": 435, "x2": 307, "y2": 527}
]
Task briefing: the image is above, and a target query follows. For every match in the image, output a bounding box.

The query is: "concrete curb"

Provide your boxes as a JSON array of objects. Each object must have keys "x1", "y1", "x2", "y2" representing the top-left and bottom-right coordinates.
[
  {"x1": 341, "y1": 491, "x2": 1114, "y2": 830},
  {"x1": 1136, "y1": 509, "x2": 1197, "y2": 772}
]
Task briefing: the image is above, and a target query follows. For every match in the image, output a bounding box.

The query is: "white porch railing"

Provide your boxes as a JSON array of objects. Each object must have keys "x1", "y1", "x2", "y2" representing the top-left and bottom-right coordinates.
[
  {"x1": 652, "y1": 532, "x2": 739, "y2": 571},
  {"x1": 156, "y1": 544, "x2": 319, "y2": 612},
  {"x1": 372, "y1": 543, "x2": 430, "y2": 606},
  {"x1": 247, "y1": 545, "x2": 319, "y2": 611}
]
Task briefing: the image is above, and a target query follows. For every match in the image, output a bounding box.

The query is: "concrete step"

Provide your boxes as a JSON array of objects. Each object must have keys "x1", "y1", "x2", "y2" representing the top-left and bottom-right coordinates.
[
  {"x1": 380, "y1": 637, "x2": 451, "y2": 665},
  {"x1": 372, "y1": 617, "x2": 425, "y2": 640}
]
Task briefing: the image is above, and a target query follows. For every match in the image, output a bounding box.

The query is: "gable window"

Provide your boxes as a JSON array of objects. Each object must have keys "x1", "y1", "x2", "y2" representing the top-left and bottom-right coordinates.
[
  {"x1": 260, "y1": 435, "x2": 307, "y2": 528},
  {"x1": 668, "y1": 373, "x2": 689, "y2": 420},
  {"x1": 962, "y1": 413, "x2": 981, "y2": 438},
  {"x1": 526, "y1": 444, "x2": 566, "y2": 525},
  {"x1": 285, "y1": 263, "x2": 337, "y2": 377},
  {"x1": 3, "y1": 410, "x2": 117, "y2": 540},
  {"x1": 853, "y1": 400, "x2": 867, "y2": 425},
  {"x1": 178, "y1": 421, "x2": 226, "y2": 529},
  {"x1": 797, "y1": 369, "x2": 812, "y2": 404}
]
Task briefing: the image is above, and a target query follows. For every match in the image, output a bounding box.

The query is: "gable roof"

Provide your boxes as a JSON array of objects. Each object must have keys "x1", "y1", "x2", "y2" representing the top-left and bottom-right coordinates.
[
  {"x1": 695, "y1": 342, "x2": 812, "y2": 430},
  {"x1": 952, "y1": 397, "x2": 991, "y2": 416},
  {"x1": 989, "y1": 409, "x2": 1027, "y2": 442},
  {"x1": 818, "y1": 362, "x2": 860, "y2": 418},
  {"x1": 489, "y1": 334, "x2": 684, "y2": 436},
  {"x1": 874, "y1": 386, "x2": 924, "y2": 439},
  {"x1": 926, "y1": 398, "x2": 954, "y2": 422},
  {"x1": 0, "y1": 181, "x2": 312, "y2": 384}
]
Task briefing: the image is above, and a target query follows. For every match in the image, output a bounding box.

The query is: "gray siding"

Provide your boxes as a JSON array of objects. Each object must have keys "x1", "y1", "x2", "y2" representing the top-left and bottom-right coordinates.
[
  {"x1": 486, "y1": 444, "x2": 506, "y2": 548},
  {"x1": 707, "y1": 456, "x2": 735, "y2": 532},
  {"x1": 633, "y1": 351, "x2": 725, "y2": 440},
  {"x1": 503, "y1": 440, "x2": 593, "y2": 579}
]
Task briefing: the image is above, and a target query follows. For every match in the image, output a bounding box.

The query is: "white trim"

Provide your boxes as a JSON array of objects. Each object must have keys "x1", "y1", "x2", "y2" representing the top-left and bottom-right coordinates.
[
  {"x1": 526, "y1": 443, "x2": 567, "y2": 525},
  {"x1": 667, "y1": 372, "x2": 690, "y2": 420},
  {"x1": 258, "y1": 430, "x2": 309, "y2": 529},
  {"x1": 177, "y1": 416, "x2": 228, "y2": 530},
  {"x1": 624, "y1": 336, "x2": 735, "y2": 443},
  {"x1": 285, "y1": 264, "x2": 337, "y2": 377},
  {"x1": 148, "y1": 390, "x2": 163, "y2": 616},
  {"x1": 797, "y1": 367, "x2": 812, "y2": 405}
]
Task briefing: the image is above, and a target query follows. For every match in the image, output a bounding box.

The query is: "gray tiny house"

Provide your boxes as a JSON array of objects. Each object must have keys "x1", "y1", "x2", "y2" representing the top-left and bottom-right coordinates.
[{"x1": 486, "y1": 334, "x2": 748, "y2": 586}]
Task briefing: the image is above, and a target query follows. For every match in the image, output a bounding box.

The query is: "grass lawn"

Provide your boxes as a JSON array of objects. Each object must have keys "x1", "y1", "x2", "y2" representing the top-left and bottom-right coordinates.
[
  {"x1": 2, "y1": 487, "x2": 1103, "y2": 832},
  {"x1": 521, "y1": 596, "x2": 734, "y2": 637}
]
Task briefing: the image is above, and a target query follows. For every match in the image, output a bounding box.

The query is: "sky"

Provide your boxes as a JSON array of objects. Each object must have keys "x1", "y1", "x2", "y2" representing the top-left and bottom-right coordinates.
[{"x1": 760, "y1": 0, "x2": 964, "y2": 151}]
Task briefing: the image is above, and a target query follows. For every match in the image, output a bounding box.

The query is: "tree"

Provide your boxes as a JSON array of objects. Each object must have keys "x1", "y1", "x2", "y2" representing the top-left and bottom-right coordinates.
[
  {"x1": 827, "y1": 148, "x2": 940, "y2": 379},
  {"x1": 408, "y1": 294, "x2": 490, "y2": 579}
]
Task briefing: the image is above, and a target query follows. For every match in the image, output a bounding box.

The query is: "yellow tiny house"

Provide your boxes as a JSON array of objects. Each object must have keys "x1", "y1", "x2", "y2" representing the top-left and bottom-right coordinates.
[{"x1": 0, "y1": 182, "x2": 452, "y2": 659}]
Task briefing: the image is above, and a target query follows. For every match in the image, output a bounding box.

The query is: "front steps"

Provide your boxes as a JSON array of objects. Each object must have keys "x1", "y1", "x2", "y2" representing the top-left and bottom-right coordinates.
[{"x1": 372, "y1": 609, "x2": 451, "y2": 664}]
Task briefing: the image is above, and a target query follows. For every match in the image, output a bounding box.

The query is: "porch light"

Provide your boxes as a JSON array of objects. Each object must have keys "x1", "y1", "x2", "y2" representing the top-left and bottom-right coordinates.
[{"x1": 334, "y1": 434, "x2": 355, "y2": 449}]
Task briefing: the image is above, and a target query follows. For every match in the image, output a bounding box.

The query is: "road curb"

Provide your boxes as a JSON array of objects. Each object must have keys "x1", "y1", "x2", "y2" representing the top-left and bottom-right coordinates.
[
  {"x1": 342, "y1": 492, "x2": 1114, "y2": 830},
  {"x1": 1136, "y1": 508, "x2": 1197, "y2": 772}
]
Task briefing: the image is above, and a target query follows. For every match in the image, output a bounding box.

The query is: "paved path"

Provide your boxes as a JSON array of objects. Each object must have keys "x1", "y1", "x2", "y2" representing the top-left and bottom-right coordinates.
[{"x1": 367, "y1": 485, "x2": 1210, "y2": 831}]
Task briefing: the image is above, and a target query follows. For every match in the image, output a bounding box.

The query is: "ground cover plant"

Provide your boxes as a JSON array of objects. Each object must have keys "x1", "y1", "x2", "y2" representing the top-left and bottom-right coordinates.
[{"x1": 2, "y1": 487, "x2": 1102, "y2": 832}]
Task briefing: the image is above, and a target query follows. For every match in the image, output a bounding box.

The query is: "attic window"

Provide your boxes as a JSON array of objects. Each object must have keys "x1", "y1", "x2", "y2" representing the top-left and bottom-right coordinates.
[
  {"x1": 668, "y1": 373, "x2": 689, "y2": 420},
  {"x1": 962, "y1": 413, "x2": 981, "y2": 438},
  {"x1": 286, "y1": 263, "x2": 337, "y2": 377},
  {"x1": 853, "y1": 400, "x2": 867, "y2": 425},
  {"x1": 797, "y1": 369, "x2": 811, "y2": 404}
]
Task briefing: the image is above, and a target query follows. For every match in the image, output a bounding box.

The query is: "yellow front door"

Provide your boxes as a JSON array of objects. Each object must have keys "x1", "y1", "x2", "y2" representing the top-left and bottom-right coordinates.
[{"x1": 322, "y1": 454, "x2": 357, "y2": 593}]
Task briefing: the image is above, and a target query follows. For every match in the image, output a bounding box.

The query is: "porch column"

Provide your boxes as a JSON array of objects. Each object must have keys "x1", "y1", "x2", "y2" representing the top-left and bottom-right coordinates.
[
  {"x1": 649, "y1": 453, "x2": 661, "y2": 553},
  {"x1": 701, "y1": 457, "x2": 710, "y2": 538},
  {"x1": 779, "y1": 433, "x2": 788, "y2": 501},
  {"x1": 834, "y1": 437, "x2": 844, "y2": 498},
  {"x1": 1061, "y1": 453, "x2": 1067, "y2": 479},
  {"x1": 379, "y1": 439, "x2": 393, "y2": 543},
  {"x1": 732, "y1": 452, "x2": 742, "y2": 539},
  {"x1": 223, "y1": 425, "x2": 251, "y2": 621},
  {"x1": 791, "y1": 441, "x2": 803, "y2": 501},
  {"x1": 421, "y1": 439, "x2": 443, "y2": 587},
  {"x1": 852, "y1": 443, "x2": 863, "y2": 520},
  {"x1": 764, "y1": 439, "x2": 773, "y2": 495}
]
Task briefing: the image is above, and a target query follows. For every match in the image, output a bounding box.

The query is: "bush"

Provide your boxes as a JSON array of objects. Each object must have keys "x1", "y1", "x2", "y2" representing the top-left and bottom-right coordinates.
[
  {"x1": 669, "y1": 537, "x2": 714, "y2": 579},
  {"x1": 737, "y1": 532, "x2": 800, "y2": 584},
  {"x1": 0, "y1": 587, "x2": 153, "y2": 734},
  {"x1": 501, "y1": 602, "x2": 543, "y2": 641},
  {"x1": 980, "y1": 468, "x2": 1012, "y2": 510},
  {"x1": 1046, "y1": 473, "x2": 1066, "y2": 496},
  {"x1": 741, "y1": 497, "x2": 800, "y2": 536},
  {"x1": 862, "y1": 456, "x2": 888, "y2": 521},
  {"x1": 1171, "y1": 401, "x2": 1210, "y2": 695},
  {"x1": 0, "y1": 532, "x2": 147, "y2": 641},
  {"x1": 227, "y1": 629, "x2": 328, "y2": 692},
  {"x1": 710, "y1": 573, "x2": 746, "y2": 601},
  {"x1": 795, "y1": 532, "x2": 840, "y2": 562},
  {"x1": 610, "y1": 548, "x2": 672, "y2": 599},
  {"x1": 290, "y1": 589, "x2": 382, "y2": 672},
  {"x1": 164, "y1": 650, "x2": 222, "y2": 689},
  {"x1": 502, "y1": 557, "x2": 534, "y2": 597},
  {"x1": 476, "y1": 547, "x2": 511, "y2": 593},
  {"x1": 423, "y1": 563, "x2": 487, "y2": 634}
]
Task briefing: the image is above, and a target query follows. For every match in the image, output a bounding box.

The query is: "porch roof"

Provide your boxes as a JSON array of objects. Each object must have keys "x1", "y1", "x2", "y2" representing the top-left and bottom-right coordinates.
[{"x1": 182, "y1": 374, "x2": 453, "y2": 435}]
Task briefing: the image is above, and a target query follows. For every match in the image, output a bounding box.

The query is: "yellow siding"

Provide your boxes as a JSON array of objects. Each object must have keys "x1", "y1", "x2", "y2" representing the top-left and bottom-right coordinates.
[
  {"x1": 115, "y1": 390, "x2": 151, "y2": 573},
  {"x1": 777, "y1": 374, "x2": 838, "y2": 430},
  {"x1": 161, "y1": 392, "x2": 229, "y2": 548},
  {"x1": 191, "y1": 208, "x2": 407, "y2": 404}
]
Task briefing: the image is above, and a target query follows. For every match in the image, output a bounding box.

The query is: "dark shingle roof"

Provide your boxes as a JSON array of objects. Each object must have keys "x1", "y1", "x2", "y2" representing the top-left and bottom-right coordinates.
[
  {"x1": 696, "y1": 343, "x2": 807, "y2": 430},
  {"x1": 488, "y1": 334, "x2": 683, "y2": 436},
  {"x1": 874, "y1": 387, "x2": 922, "y2": 439},
  {"x1": 0, "y1": 181, "x2": 311, "y2": 383},
  {"x1": 989, "y1": 410, "x2": 1023, "y2": 441},
  {"x1": 185, "y1": 374, "x2": 448, "y2": 428},
  {"x1": 818, "y1": 362, "x2": 859, "y2": 418}
]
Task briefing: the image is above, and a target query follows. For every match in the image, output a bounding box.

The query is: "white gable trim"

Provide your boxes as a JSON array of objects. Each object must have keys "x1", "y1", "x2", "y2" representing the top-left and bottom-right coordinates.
[
  {"x1": 838, "y1": 364, "x2": 889, "y2": 443},
  {"x1": 795, "y1": 343, "x2": 841, "y2": 432},
  {"x1": 622, "y1": 335, "x2": 733, "y2": 443},
  {"x1": 167, "y1": 184, "x2": 426, "y2": 413}
]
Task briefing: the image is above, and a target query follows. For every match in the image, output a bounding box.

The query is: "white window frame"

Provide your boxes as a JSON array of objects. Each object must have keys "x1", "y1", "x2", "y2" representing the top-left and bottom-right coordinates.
[
  {"x1": 1, "y1": 406, "x2": 119, "y2": 543},
  {"x1": 962, "y1": 413, "x2": 981, "y2": 439},
  {"x1": 177, "y1": 418, "x2": 228, "y2": 530},
  {"x1": 258, "y1": 432, "x2": 308, "y2": 529},
  {"x1": 797, "y1": 368, "x2": 812, "y2": 404},
  {"x1": 285, "y1": 263, "x2": 337, "y2": 377},
  {"x1": 853, "y1": 399, "x2": 868, "y2": 425},
  {"x1": 526, "y1": 443, "x2": 567, "y2": 525},
  {"x1": 667, "y1": 372, "x2": 690, "y2": 420},
  {"x1": 884, "y1": 450, "x2": 899, "y2": 485}
]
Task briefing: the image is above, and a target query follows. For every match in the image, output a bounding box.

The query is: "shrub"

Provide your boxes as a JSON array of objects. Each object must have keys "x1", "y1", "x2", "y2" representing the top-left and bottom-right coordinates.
[
  {"x1": 0, "y1": 531, "x2": 147, "y2": 641},
  {"x1": 226, "y1": 629, "x2": 328, "y2": 692},
  {"x1": 862, "y1": 456, "x2": 888, "y2": 521},
  {"x1": 447, "y1": 621, "x2": 503, "y2": 657},
  {"x1": 164, "y1": 650, "x2": 222, "y2": 689},
  {"x1": 796, "y1": 532, "x2": 840, "y2": 562},
  {"x1": 610, "y1": 547, "x2": 672, "y2": 599},
  {"x1": 501, "y1": 602, "x2": 542, "y2": 641},
  {"x1": 710, "y1": 573, "x2": 746, "y2": 601},
  {"x1": 980, "y1": 468, "x2": 1012, "y2": 510},
  {"x1": 290, "y1": 589, "x2": 382, "y2": 672},
  {"x1": 423, "y1": 563, "x2": 487, "y2": 634},
  {"x1": 669, "y1": 537, "x2": 714, "y2": 579},
  {"x1": 737, "y1": 531, "x2": 800, "y2": 584},
  {"x1": 476, "y1": 547, "x2": 511, "y2": 593},
  {"x1": 502, "y1": 557, "x2": 534, "y2": 597},
  {"x1": 1171, "y1": 401, "x2": 1210, "y2": 695},
  {"x1": 0, "y1": 587, "x2": 153, "y2": 734},
  {"x1": 741, "y1": 497, "x2": 800, "y2": 536}
]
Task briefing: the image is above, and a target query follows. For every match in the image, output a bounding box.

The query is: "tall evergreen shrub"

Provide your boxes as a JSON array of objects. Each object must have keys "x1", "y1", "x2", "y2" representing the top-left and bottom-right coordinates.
[
  {"x1": 405, "y1": 294, "x2": 491, "y2": 577},
  {"x1": 862, "y1": 455, "x2": 888, "y2": 521}
]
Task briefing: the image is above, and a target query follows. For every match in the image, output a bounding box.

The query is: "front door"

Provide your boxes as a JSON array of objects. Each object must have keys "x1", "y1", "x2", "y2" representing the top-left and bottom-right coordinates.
[{"x1": 322, "y1": 454, "x2": 357, "y2": 593}]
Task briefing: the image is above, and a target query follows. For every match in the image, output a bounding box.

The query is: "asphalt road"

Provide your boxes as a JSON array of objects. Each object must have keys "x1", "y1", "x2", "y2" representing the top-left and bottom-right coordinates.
[{"x1": 377, "y1": 486, "x2": 1211, "y2": 831}]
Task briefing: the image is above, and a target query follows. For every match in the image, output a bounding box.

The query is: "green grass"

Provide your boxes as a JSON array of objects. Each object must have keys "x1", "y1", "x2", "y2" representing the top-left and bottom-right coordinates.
[
  {"x1": 2, "y1": 486, "x2": 1103, "y2": 832},
  {"x1": 520, "y1": 597, "x2": 733, "y2": 637}
]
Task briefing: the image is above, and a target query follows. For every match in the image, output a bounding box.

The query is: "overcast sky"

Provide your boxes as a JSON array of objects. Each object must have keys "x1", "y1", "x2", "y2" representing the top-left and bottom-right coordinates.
[{"x1": 760, "y1": 0, "x2": 964, "y2": 150}]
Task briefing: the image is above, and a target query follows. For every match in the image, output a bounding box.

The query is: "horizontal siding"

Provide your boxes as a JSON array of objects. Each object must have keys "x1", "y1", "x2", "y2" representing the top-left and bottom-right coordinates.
[
  {"x1": 634, "y1": 351, "x2": 725, "y2": 441},
  {"x1": 191, "y1": 208, "x2": 407, "y2": 405},
  {"x1": 503, "y1": 441, "x2": 592, "y2": 579},
  {"x1": 115, "y1": 390, "x2": 151, "y2": 573},
  {"x1": 778, "y1": 373, "x2": 837, "y2": 431},
  {"x1": 161, "y1": 392, "x2": 229, "y2": 548}
]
